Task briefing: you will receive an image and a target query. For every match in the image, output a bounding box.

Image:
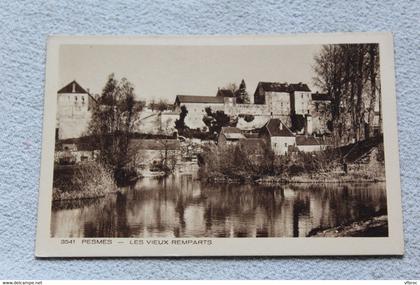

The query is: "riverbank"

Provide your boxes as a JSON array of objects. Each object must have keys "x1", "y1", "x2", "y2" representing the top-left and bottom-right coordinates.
[
  {"x1": 255, "y1": 172, "x2": 386, "y2": 185},
  {"x1": 52, "y1": 162, "x2": 116, "y2": 201},
  {"x1": 307, "y1": 215, "x2": 388, "y2": 237},
  {"x1": 52, "y1": 187, "x2": 118, "y2": 201},
  {"x1": 204, "y1": 170, "x2": 386, "y2": 185}
]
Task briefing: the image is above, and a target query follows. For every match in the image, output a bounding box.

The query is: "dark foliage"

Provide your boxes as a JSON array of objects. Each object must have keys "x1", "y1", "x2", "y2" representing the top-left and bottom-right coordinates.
[
  {"x1": 235, "y1": 79, "x2": 250, "y2": 104},
  {"x1": 203, "y1": 107, "x2": 238, "y2": 135},
  {"x1": 290, "y1": 112, "x2": 305, "y2": 132},
  {"x1": 175, "y1": 105, "x2": 189, "y2": 135}
]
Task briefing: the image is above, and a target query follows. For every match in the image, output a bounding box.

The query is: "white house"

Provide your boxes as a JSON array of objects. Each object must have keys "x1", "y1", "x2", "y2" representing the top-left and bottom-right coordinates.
[{"x1": 260, "y1": 118, "x2": 296, "y2": 155}]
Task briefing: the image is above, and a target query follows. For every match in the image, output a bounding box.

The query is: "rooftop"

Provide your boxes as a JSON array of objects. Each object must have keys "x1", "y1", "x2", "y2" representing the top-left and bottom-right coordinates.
[
  {"x1": 220, "y1": 127, "x2": 245, "y2": 140},
  {"x1": 129, "y1": 139, "x2": 180, "y2": 150},
  {"x1": 221, "y1": 127, "x2": 242, "y2": 134},
  {"x1": 175, "y1": 95, "x2": 224, "y2": 104},
  {"x1": 296, "y1": 136, "x2": 321, "y2": 146},
  {"x1": 257, "y1": 81, "x2": 311, "y2": 93},
  {"x1": 263, "y1": 118, "x2": 295, "y2": 137},
  {"x1": 257, "y1": 82, "x2": 290, "y2": 93},
  {"x1": 288, "y1": 83, "x2": 311, "y2": 92},
  {"x1": 311, "y1": 92, "x2": 332, "y2": 101},
  {"x1": 216, "y1": 89, "x2": 235, "y2": 98},
  {"x1": 58, "y1": 80, "x2": 88, "y2": 94},
  {"x1": 239, "y1": 138, "x2": 266, "y2": 152}
]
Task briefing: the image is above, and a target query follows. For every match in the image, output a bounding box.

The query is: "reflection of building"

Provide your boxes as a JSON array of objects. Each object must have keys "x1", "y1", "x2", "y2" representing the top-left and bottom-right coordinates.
[{"x1": 56, "y1": 81, "x2": 96, "y2": 140}]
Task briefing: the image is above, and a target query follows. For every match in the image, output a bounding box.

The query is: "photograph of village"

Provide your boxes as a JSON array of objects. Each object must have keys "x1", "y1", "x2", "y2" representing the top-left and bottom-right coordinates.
[{"x1": 51, "y1": 43, "x2": 388, "y2": 238}]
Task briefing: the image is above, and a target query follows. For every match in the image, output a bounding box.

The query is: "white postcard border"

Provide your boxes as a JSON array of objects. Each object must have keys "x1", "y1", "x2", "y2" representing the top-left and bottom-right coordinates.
[{"x1": 35, "y1": 33, "x2": 404, "y2": 257}]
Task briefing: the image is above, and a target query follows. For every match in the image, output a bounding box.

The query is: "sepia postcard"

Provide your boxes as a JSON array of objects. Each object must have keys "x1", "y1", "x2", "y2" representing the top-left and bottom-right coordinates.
[{"x1": 36, "y1": 33, "x2": 404, "y2": 257}]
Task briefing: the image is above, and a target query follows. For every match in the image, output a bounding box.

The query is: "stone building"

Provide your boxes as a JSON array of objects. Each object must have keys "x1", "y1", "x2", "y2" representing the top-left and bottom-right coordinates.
[
  {"x1": 173, "y1": 81, "x2": 333, "y2": 137},
  {"x1": 289, "y1": 83, "x2": 312, "y2": 116},
  {"x1": 56, "y1": 80, "x2": 96, "y2": 140},
  {"x1": 253, "y1": 82, "x2": 292, "y2": 116},
  {"x1": 254, "y1": 82, "x2": 314, "y2": 134}
]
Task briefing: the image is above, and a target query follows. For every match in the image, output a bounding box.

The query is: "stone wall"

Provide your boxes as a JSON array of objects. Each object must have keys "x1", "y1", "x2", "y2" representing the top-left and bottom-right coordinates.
[{"x1": 132, "y1": 110, "x2": 179, "y2": 135}]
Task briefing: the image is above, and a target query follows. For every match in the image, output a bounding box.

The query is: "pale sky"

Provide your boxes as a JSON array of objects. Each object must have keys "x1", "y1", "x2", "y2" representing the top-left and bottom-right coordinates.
[{"x1": 59, "y1": 44, "x2": 322, "y2": 103}]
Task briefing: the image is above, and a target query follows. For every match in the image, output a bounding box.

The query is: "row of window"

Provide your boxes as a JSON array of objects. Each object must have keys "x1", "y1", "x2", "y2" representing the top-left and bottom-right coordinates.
[{"x1": 65, "y1": 95, "x2": 86, "y2": 103}]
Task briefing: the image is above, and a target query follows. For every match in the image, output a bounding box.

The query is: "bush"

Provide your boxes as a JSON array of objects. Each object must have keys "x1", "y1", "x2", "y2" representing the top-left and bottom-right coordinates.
[
  {"x1": 53, "y1": 162, "x2": 116, "y2": 201},
  {"x1": 239, "y1": 114, "x2": 255, "y2": 122},
  {"x1": 197, "y1": 142, "x2": 343, "y2": 181}
]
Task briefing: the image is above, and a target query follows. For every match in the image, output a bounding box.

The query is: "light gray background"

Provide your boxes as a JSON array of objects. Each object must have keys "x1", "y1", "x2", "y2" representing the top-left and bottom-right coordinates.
[{"x1": 0, "y1": 0, "x2": 418, "y2": 280}]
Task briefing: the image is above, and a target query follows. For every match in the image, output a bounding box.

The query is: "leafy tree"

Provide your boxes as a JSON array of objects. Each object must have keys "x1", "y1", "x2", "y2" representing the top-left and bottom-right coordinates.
[
  {"x1": 88, "y1": 74, "x2": 137, "y2": 184},
  {"x1": 175, "y1": 105, "x2": 189, "y2": 135},
  {"x1": 235, "y1": 79, "x2": 250, "y2": 104},
  {"x1": 290, "y1": 113, "x2": 305, "y2": 132}
]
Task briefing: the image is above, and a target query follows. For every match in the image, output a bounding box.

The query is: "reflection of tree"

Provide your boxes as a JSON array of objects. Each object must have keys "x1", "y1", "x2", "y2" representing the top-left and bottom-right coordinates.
[
  {"x1": 116, "y1": 192, "x2": 129, "y2": 237},
  {"x1": 292, "y1": 196, "x2": 310, "y2": 237},
  {"x1": 53, "y1": 178, "x2": 388, "y2": 238}
]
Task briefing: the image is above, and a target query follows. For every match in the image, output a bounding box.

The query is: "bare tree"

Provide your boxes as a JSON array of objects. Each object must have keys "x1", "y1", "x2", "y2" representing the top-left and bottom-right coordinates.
[{"x1": 313, "y1": 44, "x2": 381, "y2": 145}]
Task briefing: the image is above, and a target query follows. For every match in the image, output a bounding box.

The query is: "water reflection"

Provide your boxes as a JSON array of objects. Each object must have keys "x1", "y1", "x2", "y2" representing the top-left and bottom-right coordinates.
[{"x1": 51, "y1": 175, "x2": 387, "y2": 238}]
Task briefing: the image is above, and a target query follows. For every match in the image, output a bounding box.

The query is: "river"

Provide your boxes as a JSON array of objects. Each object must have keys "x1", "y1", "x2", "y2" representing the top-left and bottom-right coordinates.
[{"x1": 51, "y1": 174, "x2": 388, "y2": 238}]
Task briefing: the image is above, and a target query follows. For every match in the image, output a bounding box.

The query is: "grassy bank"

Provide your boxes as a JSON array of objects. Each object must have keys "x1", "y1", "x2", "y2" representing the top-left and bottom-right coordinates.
[{"x1": 53, "y1": 162, "x2": 116, "y2": 201}]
